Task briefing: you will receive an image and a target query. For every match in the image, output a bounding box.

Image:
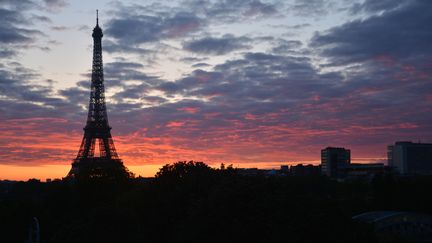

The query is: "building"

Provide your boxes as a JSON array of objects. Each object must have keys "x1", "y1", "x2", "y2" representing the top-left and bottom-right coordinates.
[
  {"x1": 388, "y1": 141, "x2": 432, "y2": 175},
  {"x1": 237, "y1": 168, "x2": 285, "y2": 177},
  {"x1": 280, "y1": 165, "x2": 289, "y2": 172},
  {"x1": 346, "y1": 163, "x2": 387, "y2": 178},
  {"x1": 290, "y1": 164, "x2": 321, "y2": 176},
  {"x1": 321, "y1": 147, "x2": 350, "y2": 178}
]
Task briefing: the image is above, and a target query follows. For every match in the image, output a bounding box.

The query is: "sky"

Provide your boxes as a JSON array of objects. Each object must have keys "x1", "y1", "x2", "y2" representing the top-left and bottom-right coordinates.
[{"x1": 0, "y1": 0, "x2": 431, "y2": 180}]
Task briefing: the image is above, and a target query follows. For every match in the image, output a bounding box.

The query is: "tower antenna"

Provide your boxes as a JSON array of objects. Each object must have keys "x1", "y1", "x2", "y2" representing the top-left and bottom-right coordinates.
[{"x1": 96, "y1": 9, "x2": 99, "y2": 25}]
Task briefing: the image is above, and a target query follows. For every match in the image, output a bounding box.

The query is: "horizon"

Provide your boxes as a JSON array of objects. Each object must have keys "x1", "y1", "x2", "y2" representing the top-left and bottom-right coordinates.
[{"x1": 0, "y1": 0, "x2": 431, "y2": 180}]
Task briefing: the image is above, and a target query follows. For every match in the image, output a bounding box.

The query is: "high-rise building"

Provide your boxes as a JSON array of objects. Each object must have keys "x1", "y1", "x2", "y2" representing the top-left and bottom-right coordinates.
[
  {"x1": 387, "y1": 141, "x2": 432, "y2": 174},
  {"x1": 321, "y1": 147, "x2": 350, "y2": 177}
]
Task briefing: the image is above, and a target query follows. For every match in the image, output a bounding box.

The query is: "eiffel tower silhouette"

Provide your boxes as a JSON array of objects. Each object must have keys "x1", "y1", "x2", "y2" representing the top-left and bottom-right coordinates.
[{"x1": 67, "y1": 11, "x2": 132, "y2": 180}]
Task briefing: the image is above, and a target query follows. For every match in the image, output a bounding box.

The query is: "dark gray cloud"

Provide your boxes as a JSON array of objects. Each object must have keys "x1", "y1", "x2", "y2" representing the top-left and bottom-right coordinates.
[
  {"x1": 0, "y1": 62, "x2": 81, "y2": 123},
  {"x1": 104, "y1": 61, "x2": 159, "y2": 87},
  {"x1": 42, "y1": 0, "x2": 67, "y2": 7},
  {"x1": 190, "y1": 52, "x2": 332, "y2": 104},
  {"x1": 0, "y1": 48, "x2": 17, "y2": 58},
  {"x1": 0, "y1": 0, "x2": 56, "y2": 59},
  {"x1": 77, "y1": 25, "x2": 90, "y2": 31},
  {"x1": 192, "y1": 63, "x2": 211, "y2": 68},
  {"x1": 180, "y1": 57, "x2": 208, "y2": 63},
  {"x1": 106, "y1": 12, "x2": 203, "y2": 45},
  {"x1": 58, "y1": 87, "x2": 87, "y2": 108},
  {"x1": 350, "y1": 0, "x2": 409, "y2": 14},
  {"x1": 311, "y1": 0, "x2": 432, "y2": 65},
  {"x1": 185, "y1": 0, "x2": 280, "y2": 22},
  {"x1": 72, "y1": 60, "x2": 160, "y2": 98},
  {"x1": 50, "y1": 25, "x2": 69, "y2": 31},
  {"x1": 311, "y1": 0, "x2": 432, "y2": 64},
  {"x1": 288, "y1": 0, "x2": 332, "y2": 17},
  {"x1": 41, "y1": 0, "x2": 68, "y2": 12},
  {"x1": 0, "y1": 0, "x2": 67, "y2": 13},
  {"x1": 105, "y1": 61, "x2": 144, "y2": 70},
  {"x1": 103, "y1": 40, "x2": 153, "y2": 55},
  {"x1": 112, "y1": 46, "x2": 431, "y2": 151},
  {"x1": 59, "y1": 59, "x2": 162, "y2": 121},
  {"x1": 183, "y1": 34, "x2": 251, "y2": 55},
  {"x1": 268, "y1": 23, "x2": 311, "y2": 29},
  {"x1": 296, "y1": 0, "x2": 432, "y2": 147},
  {"x1": 102, "y1": 1, "x2": 282, "y2": 55},
  {"x1": 0, "y1": 8, "x2": 42, "y2": 44},
  {"x1": 0, "y1": 0, "x2": 36, "y2": 10},
  {"x1": 156, "y1": 81, "x2": 182, "y2": 94},
  {"x1": 143, "y1": 95, "x2": 167, "y2": 104},
  {"x1": 31, "y1": 14, "x2": 52, "y2": 23},
  {"x1": 271, "y1": 39, "x2": 302, "y2": 54}
]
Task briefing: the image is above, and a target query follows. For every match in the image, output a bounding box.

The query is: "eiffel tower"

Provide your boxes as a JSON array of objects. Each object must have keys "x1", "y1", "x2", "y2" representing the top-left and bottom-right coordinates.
[{"x1": 67, "y1": 11, "x2": 132, "y2": 180}]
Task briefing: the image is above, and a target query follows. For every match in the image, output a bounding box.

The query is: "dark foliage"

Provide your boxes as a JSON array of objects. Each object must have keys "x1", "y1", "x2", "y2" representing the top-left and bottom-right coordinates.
[{"x1": 2, "y1": 161, "x2": 430, "y2": 242}]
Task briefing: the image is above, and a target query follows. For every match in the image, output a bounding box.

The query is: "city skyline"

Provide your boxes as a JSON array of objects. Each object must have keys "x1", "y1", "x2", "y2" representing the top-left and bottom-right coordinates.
[{"x1": 1, "y1": 0, "x2": 431, "y2": 180}]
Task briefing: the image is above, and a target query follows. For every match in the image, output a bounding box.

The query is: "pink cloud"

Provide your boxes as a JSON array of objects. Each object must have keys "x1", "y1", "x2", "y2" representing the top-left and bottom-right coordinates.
[{"x1": 177, "y1": 107, "x2": 200, "y2": 114}]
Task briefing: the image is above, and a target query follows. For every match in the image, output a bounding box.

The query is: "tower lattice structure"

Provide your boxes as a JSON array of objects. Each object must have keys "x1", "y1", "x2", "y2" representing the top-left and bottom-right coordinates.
[{"x1": 67, "y1": 11, "x2": 131, "y2": 180}]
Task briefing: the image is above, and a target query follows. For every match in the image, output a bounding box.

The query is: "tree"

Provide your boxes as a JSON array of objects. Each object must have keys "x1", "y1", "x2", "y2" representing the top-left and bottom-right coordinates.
[{"x1": 155, "y1": 161, "x2": 213, "y2": 180}]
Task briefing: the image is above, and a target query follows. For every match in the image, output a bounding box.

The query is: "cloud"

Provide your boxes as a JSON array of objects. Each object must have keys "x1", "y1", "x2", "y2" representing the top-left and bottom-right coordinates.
[
  {"x1": 50, "y1": 25, "x2": 69, "y2": 31},
  {"x1": 192, "y1": 63, "x2": 211, "y2": 68},
  {"x1": 0, "y1": 62, "x2": 82, "y2": 128},
  {"x1": 350, "y1": 0, "x2": 409, "y2": 14},
  {"x1": 184, "y1": 0, "x2": 280, "y2": 22},
  {"x1": 103, "y1": 61, "x2": 160, "y2": 88},
  {"x1": 268, "y1": 23, "x2": 311, "y2": 30},
  {"x1": 0, "y1": 1, "x2": 52, "y2": 58},
  {"x1": 106, "y1": 12, "x2": 203, "y2": 45},
  {"x1": 0, "y1": 0, "x2": 36, "y2": 10},
  {"x1": 58, "y1": 87, "x2": 88, "y2": 109},
  {"x1": 271, "y1": 39, "x2": 303, "y2": 54},
  {"x1": 180, "y1": 57, "x2": 208, "y2": 63},
  {"x1": 1, "y1": 46, "x2": 431, "y2": 167},
  {"x1": 311, "y1": 0, "x2": 432, "y2": 65},
  {"x1": 103, "y1": 39, "x2": 153, "y2": 55},
  {"x1": 288, "y1": 0, "x2": 332, "y2": 17},
  {"x1": 183, "y1": 34, "x2": 252, "y2": 55},
  {"x1": 102, "y1": 1, "x2": 282, "y2": 55},
  {"x1": 105, "y1": 47, "x2": 430, "y2": 164},
  {"x1": 31, "y1": 14, "x2": 52, "y2": 23},
  {"x1": 0, "y1": 49, "x2": 17, "y2": 58},
  {"x1": 41, "y1": 0, "x2": 68, "y2": 12},
  {"x1": 0, "y1": 8, "x2": 42, "y2": 44}
]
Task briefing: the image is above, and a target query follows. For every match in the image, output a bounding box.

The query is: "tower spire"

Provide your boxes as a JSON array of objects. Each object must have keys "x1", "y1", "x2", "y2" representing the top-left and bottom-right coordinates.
[{"x1": 96, "y1": 9, "x2": 99, "y2": 26}]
